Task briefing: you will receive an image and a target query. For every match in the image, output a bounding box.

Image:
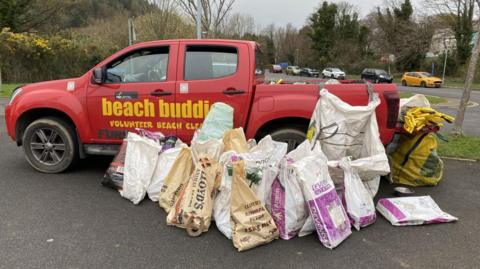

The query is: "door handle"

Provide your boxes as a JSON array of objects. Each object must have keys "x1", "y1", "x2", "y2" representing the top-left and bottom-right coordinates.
[
  {"x1": 223, "y1": 88, "x2": 245, "y2": 95},
  {"x1": 150, "y1": 89, "x2": 172, "y2": 96}
]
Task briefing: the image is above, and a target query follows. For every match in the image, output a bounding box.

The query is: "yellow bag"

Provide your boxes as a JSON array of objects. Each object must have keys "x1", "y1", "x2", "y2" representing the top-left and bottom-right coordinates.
[
  {"x1": 159, "y1": 147, "x2": 194, "y2": 213},
  {"x1": 223, "y1": 128, "x2": 249, "y2": 153},
  {"x1": 166, "y1": 156, "x2": 221, "y2": 236},
  {"x1": 230, "y1": 160, "x2": 278, "y2": 251},
  {"x1": 390, "y1": 133, "x2": 444, "y2": 186}
]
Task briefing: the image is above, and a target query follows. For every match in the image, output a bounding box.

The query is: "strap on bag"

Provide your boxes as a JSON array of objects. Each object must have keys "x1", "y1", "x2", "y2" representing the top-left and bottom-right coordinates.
[
  {"x1": 311, "y1": 122, "x2": 339, "y2": 150},
  {"x1": 366, "y1": 81, "x2": 374, "y2": 102}
]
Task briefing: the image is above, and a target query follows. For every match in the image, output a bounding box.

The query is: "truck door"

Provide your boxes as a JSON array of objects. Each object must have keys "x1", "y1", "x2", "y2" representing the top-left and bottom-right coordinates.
[
  {"x1": 86, "y1": 43, "x2": 178, "y2": 143},
  {"x1": 174, "y1": 42, "x2": 251, "y2": 142}
]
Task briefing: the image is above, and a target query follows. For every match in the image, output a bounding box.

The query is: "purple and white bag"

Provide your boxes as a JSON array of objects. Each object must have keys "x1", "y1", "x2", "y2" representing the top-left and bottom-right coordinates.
[
  {"x1": 340, "y1": 157, "x2": 376, "y2": 230},
  {"x1": 294, "y1": 145, "x2": 351, "y2": 249},
  {"x1": 377, "y1": 196, "x2": 458, "y2": 226}
]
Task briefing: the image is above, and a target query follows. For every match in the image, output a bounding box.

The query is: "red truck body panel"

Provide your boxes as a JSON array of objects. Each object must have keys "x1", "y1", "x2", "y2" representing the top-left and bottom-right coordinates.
[{"x1": 4, "y1": 39, "x2": 398, "y2": 149}]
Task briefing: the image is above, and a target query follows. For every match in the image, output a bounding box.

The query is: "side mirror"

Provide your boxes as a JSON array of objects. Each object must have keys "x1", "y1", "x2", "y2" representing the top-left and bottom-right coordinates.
[{"x1": 93, "y1": 67, "x2": 105, "y2": 84}]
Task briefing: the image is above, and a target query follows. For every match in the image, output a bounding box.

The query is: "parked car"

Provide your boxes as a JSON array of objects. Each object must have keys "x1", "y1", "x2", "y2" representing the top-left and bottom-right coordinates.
[
  {"x1": 270, "y1": 64, "x2": 282, "y2": 73},
  {"x1": 285, "y1": 66, "x2": 301, "y2": 76},
  {"x1": 361, "y1": 68, "x2": 393, "y2": 83},
  {"x1": 401, "y1": 72, "x2": 442, "y2": 88},
  {"x1": 321, "y1": 68, "x2": 346, "y2": 79},
  {"x1": 299, "y1": 68, "x2": 319, "y2": 77},
  {"x1": 5, "y1": 39, "x2": 399, "y2": 173}
]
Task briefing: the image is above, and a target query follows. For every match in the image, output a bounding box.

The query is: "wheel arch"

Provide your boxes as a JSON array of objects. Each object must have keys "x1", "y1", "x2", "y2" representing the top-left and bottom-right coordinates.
[{"x1": 254, "y1": 117, "x2": 310, "y2": 141}]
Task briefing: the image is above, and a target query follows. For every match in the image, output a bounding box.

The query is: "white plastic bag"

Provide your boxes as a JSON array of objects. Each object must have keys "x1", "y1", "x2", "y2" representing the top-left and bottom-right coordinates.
[
  {"x1": 271, "y1": 140, "x2": 312, "y2": 240},
  {"x1": 121, "y1": 133, "x2": 161, "y2": 204},
  {"x1": 212, "y1": 151, "x2": 236, "y2": 239},
  {"x1": 295, "y1": 145, "x2": 351, "y2": 249},
  {"x1": 377, "y1": 196, "x2": 458, "y2": 226},
  {"x1": 399, "y1": 94, "x2": 431, "y2": 111},
  {"x1": 191, "y1": 138, "x2": 224, "y2": 163},
  {"x1": 147, "y1": 147, "x2": 183, "y2": 202},
  {"x1": 307, "y1": 88, "x2": 390, "y2": 195},
  {"x1": 340, "y1": 157, "x2": 376, "y2": 230},
  {"x1": 242, "y1": 135, "x2": 287, "y2": 208}
]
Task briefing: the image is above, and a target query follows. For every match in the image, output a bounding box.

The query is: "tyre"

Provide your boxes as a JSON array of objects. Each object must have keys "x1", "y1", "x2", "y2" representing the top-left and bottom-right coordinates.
[
  {"x1": 420, "y1": 81, "x2": 426, "y2": 88},
  {"x1": 401, "y1": 80, "x2": 407, "y2": 86},
  {"x1": 269, "y1": 126, "x2": 306, "y2": 152},
  {"x1": 22, "y1": 117, "x2": 78, "y2": 173}
]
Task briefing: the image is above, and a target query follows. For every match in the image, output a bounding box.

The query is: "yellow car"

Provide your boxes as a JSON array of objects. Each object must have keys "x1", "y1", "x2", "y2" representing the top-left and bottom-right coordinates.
[{"x1": 401, "y1": 72, "x2": 442, "y2": 88}]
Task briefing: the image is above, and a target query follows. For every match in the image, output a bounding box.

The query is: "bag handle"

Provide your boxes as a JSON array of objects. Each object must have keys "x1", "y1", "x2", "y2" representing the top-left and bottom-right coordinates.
[
  {"x1": 311, "y1": 122, "x2": 339, "y2": 150},
  {"x1": 365, "y1": 81, "x2": 374, "y2": 102}
]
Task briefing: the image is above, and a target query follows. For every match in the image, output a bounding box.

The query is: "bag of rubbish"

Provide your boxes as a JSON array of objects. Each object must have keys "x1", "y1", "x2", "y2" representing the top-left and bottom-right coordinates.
[
  {"x1": 120, "y1": 133, "x2": 161, "y2": 204},
  {"x1": 270, "y1": 140, "x2": 311, "y2": 240},
  {"x1": 212, "y1": 151, "x2": 237, "y2": 239},
  {"x1": 102, "y1": 139, "x2": 128, "y2": 191},
  {"x1": 377, "y1": 196, "x2": 457, "y2": 226},
  {"x1": 307, "y1": 87, "x2": 390, "y2": 195},
  {"x1": 191, "y1": 138, "x2": 224, "y2": 163},
  {"x1": 223, "y1": 128, "x2": 249, "y2": 153},
  {"x1": 196, "y1": 102, "x2": 234, "y2": 141},
  {"x1": 295, "y1": 145, "x2": 351, "y2": 249},
  {"x1": 389, "y1": 132, "x2": 444, "y2": 186},
  {"x1": 147, "y1": 146, "x2": 183, "y2": 202},
  {"x1": 340, "y1": 157, "x2": 376, "y2": 230},
  {"x1": 167, "y1": 155, "x2": 222, "y2": 236},
  {"x1": 136, "y1": 128, "x2": 164, "y2": 142},
  {"x1": 230, "y1": 160, "x2": 279, "y2": 251},
  {"x1": 159, "y1": 146, "x2": 194, "y2": 213},
  {"x1": 241, "y1": 135, "x2": 287, "y2": 208}
]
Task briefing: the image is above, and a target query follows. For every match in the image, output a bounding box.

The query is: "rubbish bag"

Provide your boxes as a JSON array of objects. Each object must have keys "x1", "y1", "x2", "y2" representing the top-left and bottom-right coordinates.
[
  {"x1": 389, "y1": 133, "x2": 444, "y2": 186},
  {"x1": 167, "y1": 155, "x2": 221, "y2": 236},
  {"x1": 102, "y1": 139, "x2": 128, "y2": 191},
  {"x1": 241, "y1": 135, "x2": 287, "y2": 208},
  {"x1": 147, "y1": 147, "x2": 183, "y2": 202},
  {"x1": 294, "y1": 145, "x2": 351, "y2": 249},
  {"x1": 191, "y1": 138, "x2": 224, "y2": 163},
  {"x1": 377, "y1": 196, "x2": 457, "y2": 226},
  {"x1": 159, "y1": 146, "x2": 195, "y2": 213},
  {"x1": 307, "y1": 87, "x2": 390, "y2": 194},
  {"x1": 340, "y1": 157, "x2": 376, "y2": 230},
  {"x1": 212, "y1": 151, "x2": 237, "y2": 239},
  {"x1": 271, "y1": 140, "x2": 311, "y2": 240},
  {"x1": 120, "y1": 133, "x2": 161, "y2": 204},
  {"x1": 223, "y1": 128, "x2": 249, "y2": 154},
  {"x1": 196, "y1": 102, "x2": 234, "y2": 141},
  {"x1": 230, "y1": 160, "x2": 279, "y2": 251},
  {"x1": 399, "y1": 94, "x2": 430, "y2": 114}
]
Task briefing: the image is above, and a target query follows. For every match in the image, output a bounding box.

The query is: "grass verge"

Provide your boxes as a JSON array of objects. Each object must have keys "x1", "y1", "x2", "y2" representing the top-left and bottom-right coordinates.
[
  {"x1": 0, "y1": 83, "x2": 23, "y2": 98},
  {"x1": 438, "y1": 133, "x2": 480, "y2": 160},
  {"x1": 399, "y1": 91, "x2": 447, "y2": 104}
]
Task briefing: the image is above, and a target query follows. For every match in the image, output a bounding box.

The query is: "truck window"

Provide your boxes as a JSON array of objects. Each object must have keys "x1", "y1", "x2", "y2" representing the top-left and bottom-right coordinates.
[
  {"x1": 105, "y1": 46, "x2": 169, "y2": 83},
  {"x1": 184, "y1": 45, "x2": 238, "y2": 80}
]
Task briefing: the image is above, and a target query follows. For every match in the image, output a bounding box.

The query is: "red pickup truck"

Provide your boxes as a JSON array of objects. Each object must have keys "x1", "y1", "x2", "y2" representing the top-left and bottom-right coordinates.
[{"x1": 5, "y1": 39, "x2": 399, "y2": 173}]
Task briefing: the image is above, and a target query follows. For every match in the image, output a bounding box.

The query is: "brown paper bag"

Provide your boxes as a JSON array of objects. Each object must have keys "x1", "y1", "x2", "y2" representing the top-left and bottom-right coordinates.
[
  {"x1": 230, "y1": 160, "x2": 278, "y2": 251},
  {"x1": 223, "y1": 128, "x2": 249, "y2": 153},
  {"x1": 159, "y1": 147, "x2": 194, "y2": 213},
  {"x1": 166, "y1": 155, "x2": 221, "y2": 236}
]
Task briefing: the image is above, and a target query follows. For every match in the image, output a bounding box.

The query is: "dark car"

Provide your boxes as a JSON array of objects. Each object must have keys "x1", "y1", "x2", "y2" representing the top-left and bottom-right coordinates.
[
  {"x1": 361, "y1": 68, "x2": 393, "y2": 83},
  {"x1": 299, "y1": 68, "x2": 319, "y2": 77}
]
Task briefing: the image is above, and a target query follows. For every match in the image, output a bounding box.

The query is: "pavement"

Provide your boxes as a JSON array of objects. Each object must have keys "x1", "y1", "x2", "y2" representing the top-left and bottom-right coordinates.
[{"x1": 1, "y1": 115, "x2": 479, "y2": 269}]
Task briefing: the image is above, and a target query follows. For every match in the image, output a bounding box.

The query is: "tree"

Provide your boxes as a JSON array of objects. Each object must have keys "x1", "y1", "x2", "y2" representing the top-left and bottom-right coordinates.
[
  {"x1": 375, "y1": 0, "x2": 433, "y2": 71},
  {"x1": 425, "y1": 0, "x2": 475, "y2": 65},
  {"x1": 176, "y1": 0, "x2": 235, "y2": 38},
  {"x1": 452, "y1": 0, "x2": 480, "y2": 135},
  {"x1": 308, "y1": 1, "x2": 337, "y2": 64}
]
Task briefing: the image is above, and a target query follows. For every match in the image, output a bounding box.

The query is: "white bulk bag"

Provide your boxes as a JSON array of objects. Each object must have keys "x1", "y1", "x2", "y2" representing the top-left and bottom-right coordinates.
[
  {"x1": 307, "y1": 87, "x2": 390, "y2": 195},
  {"x1": 121, "y1": 133, "x2": 161, "y2": 204}
]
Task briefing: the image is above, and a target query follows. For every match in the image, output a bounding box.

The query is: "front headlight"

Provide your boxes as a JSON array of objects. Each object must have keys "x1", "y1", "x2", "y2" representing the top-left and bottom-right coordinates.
[{"x1": 9, "y1": 87, "x2": 23, "y2": 105}]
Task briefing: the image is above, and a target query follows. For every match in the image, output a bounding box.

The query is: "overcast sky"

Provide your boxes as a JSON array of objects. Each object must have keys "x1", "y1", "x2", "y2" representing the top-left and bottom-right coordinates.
[{"x1": 232, "y1": 0, "x2": 422, "y2": 29}]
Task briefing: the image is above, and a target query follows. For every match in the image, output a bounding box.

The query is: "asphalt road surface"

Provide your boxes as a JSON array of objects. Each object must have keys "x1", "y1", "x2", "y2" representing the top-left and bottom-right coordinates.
[{"x1": 1, "y1": 115, "x2": 479, "y2": 269}]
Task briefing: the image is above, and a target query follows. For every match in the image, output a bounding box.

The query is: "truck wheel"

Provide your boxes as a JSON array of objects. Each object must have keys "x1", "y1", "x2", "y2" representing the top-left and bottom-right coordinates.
[
  {"x1": 269, "y1": 126, "x2": 306, "y2": 152},
  {"x1": 22, "y1": 117, "x2": 78, "y2": 173},
  {"x1": 401, "y1": 80, "x2": 407, "y2": 86}
]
